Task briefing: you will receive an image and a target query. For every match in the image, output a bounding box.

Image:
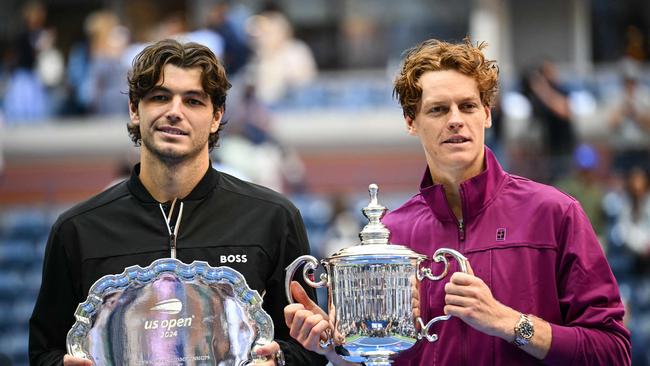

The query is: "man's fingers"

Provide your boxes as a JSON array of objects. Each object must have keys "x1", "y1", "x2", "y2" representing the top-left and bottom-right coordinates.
[
  {"x1": 450, "y1": 271, "x2": 477, "y2": 286},
  {"x1": 444, "y1": 281, "x2": 478, "y2": 297},
  {"x1": 254, "y1": 341, "x2": 280, "y2": 366},
  {"x1": 445, "y1": 293, "x2": 474, "y2": 308},
  {"x1": 291, "y1": 281, "x2": 317, "y2": 309},
  {"x1": 63, "y1": 355, "x2": 92, "y2": 366},
  {"x1": 255, "y1": 341, "x2": 280, "y2": 356},
  {"x1": 284, "y1": 303, "x2": 305, "y2": 328},
  {"x1": 305, "y1": 318, "x2": 331, "y2": 349},
  {"x1": 288, "y1": 309, "x2": 312, "y2": 339}
]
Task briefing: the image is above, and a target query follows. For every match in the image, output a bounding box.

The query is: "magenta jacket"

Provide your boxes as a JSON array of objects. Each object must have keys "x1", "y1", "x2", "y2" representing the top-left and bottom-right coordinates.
[{"x1": 383, "y1": 148, "x2": 631, "y2": 365}]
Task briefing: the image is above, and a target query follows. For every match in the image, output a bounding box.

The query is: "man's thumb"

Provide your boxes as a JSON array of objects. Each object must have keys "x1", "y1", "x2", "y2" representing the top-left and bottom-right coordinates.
[{"x1": 290, "y1": 281, "x2": 318, "y2": 310}]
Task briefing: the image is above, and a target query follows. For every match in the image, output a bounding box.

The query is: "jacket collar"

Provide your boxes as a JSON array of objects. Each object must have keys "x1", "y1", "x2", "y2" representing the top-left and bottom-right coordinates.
[
  {"x1": 127, "y1": 163, "x2": 219, "y2": 203},
  {"x1": 419, "y1": 147, "x2": 507, "y2": 222}
]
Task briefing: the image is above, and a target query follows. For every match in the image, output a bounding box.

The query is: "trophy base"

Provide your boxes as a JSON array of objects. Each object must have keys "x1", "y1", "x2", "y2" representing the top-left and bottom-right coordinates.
[
  {"x1": 365, "y1": 357, "x2": 392, "y2": 366},
  {"x1": 336, "y1": 334, "x2": 415, "y2": 365}
]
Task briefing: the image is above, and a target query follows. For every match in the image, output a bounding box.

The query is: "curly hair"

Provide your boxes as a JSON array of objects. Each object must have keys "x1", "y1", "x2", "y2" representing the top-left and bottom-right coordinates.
[
  {"x1": 127, "y1": 39, "x2": 232, "y2": 150},
  {"x1": 393, "y1": 38, "x2": 499, "y2": 120}
]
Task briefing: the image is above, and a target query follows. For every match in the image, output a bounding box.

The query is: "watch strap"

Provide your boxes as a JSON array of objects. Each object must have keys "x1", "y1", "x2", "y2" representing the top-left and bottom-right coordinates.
[{"x1": 513, "y1": 313, "x2": 534, "y2": 347}]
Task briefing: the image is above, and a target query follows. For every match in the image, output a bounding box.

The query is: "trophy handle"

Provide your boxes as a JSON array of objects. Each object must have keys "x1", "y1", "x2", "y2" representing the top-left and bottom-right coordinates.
[
  {"x1": 284, "y1": 255, "x2": 332, "y2": 348},
  {"x1": 284, "y1": 255, "x2": 329, "y2": 304},
  {"x1": 415, "y1": 248, "x2": 469, "y2": 342},
  {"x1": 417, "y1": 248, "x2": 468, "y2": 282}
]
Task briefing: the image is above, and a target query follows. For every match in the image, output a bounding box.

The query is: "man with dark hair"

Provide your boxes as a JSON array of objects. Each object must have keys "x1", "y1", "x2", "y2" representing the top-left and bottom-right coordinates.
[
  {"x1": 285, "y1": 38, "x2": 630, "y2": 366},
  {"x1": 29, "y1": 39, "x2": 326, "y2": 366}
]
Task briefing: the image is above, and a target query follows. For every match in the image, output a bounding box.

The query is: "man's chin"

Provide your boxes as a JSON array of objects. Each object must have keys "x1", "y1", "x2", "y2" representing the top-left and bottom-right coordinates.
[{"x1": 147, "y1": 145, "x2": 192, "y2": 164}]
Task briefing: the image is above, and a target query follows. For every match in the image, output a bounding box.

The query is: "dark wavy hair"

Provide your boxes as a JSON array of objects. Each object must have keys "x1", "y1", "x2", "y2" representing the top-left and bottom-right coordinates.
[
  {"x1": 393, "y1": 37, "x2": 499, "y2": 120},
  {"x1": 127, "y1": 39, "x2": 232, "y2": 150}
]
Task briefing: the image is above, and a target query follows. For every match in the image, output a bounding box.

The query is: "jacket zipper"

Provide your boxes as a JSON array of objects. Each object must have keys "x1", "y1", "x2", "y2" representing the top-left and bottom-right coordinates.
[
  {"x1": 457, "y1": 188, "x2": 467, "y2": 366},
  {"x1": 460, "y1": 218, "x2": 467, "y2": 366},
  {"x1": 458, "y1": 219, "x2": 465, "y2": 242},
  {"x1": 169, "y1": 233, "x2": 177, "y2": 259},
  {"x1": 159, "y1": 200, "x2": 184, "y2": 259}
]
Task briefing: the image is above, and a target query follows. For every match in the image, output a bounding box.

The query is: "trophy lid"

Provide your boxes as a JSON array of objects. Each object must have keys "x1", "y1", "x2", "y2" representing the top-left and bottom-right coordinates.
[{"x1": 326, "y1": 184, "x2": 425, "y2": 264}]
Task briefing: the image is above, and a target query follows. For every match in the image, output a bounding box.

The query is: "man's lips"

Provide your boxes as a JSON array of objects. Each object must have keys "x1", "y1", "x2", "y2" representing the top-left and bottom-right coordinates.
[
  {"x1": 443, "y1": 136, "x2": 470, "y2": 143},
  {"x1": 158, "y1": 126, "x2": 187, "y2": 136}
]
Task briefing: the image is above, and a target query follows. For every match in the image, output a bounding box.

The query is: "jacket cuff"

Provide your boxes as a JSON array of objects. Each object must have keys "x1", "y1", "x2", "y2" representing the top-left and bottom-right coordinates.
[{"x1": 543, "y1": 323, "x2": 578, "y2": 364}]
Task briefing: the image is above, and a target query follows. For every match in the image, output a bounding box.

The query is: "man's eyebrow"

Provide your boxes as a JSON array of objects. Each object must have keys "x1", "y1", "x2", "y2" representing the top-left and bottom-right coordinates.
[
  {"x1": 184, "y1": 90, "x2": 209, "y2": 99},
  {"x1": 147, "y1": 86, "x2": 208, "y2": 99}
]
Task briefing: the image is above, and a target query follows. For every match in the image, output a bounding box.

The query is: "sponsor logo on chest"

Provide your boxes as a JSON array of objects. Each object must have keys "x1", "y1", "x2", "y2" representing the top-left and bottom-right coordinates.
[{"x1": 220, "y1": 254, "x2": 248, "y2": 264}]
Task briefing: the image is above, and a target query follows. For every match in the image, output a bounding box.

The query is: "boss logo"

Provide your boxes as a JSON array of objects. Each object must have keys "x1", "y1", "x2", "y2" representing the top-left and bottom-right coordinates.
[{"x1": 220, "y1": 254, "x2": 248, "y2": 263}]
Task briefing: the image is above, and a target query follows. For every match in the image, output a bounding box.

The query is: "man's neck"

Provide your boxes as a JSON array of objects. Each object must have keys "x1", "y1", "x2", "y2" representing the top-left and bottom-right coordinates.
[
  {"x1": 138, "y1": 150, "x2": 210, "y2": 203},
  {"x1": 427, "y1": 161, "x2": 484, "y2": 222}
]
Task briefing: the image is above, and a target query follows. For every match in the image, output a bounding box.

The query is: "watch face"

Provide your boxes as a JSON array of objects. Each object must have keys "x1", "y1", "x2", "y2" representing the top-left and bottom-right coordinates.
[{"x1": 519, "y1": 318, "x2": 534, "y2": 339}]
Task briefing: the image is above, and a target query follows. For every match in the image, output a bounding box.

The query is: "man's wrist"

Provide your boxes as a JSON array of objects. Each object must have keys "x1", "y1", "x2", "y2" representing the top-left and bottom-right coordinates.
[
  {"x1": 495, "y1": 306, "x2": 520, "y2": 341},
  {"x1": 512, "y1": 313, "x2": 535, "y2": 347}
]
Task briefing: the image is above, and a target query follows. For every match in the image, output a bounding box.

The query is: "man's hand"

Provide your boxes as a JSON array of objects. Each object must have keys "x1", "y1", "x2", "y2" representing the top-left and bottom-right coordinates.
[
  {"x1": 410, "y1": 275, "x2": 421, "y2": 330},
  {"x1": 254, "y1": 341, "x2": 282, "y2": 365},
  {"x1": 63, "y1": 355, "x2": 92, "y2": 365},
  {"x1": 284, "y1": 281, "x2": 332, "y2": 355},
  {"x1": 443, "y1": 262, "x2": 552, "y2": 359},
  {"x1": 443, "y1": 262, "x2": 518, "y2": 339}
]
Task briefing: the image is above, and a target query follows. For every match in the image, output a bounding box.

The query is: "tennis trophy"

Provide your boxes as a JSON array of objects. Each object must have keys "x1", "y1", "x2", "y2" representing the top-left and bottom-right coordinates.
[
  {"x1": 67, "y1": 258, "x2": 274, "y2": 365},
  {"x1": 285, "y1": 184, "x2": 469, "y2": 366}
]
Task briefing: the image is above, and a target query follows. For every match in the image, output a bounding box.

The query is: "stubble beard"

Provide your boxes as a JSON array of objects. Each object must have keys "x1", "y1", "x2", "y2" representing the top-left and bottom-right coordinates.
[{"x1": 142, "y1": 134, "x2": 207, "y2": 166}]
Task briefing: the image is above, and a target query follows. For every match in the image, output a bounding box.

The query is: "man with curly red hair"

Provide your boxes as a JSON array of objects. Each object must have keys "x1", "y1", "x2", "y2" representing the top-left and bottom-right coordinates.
[{"x1": 285, "y1": 38, "x2": 631, "y2": 366}]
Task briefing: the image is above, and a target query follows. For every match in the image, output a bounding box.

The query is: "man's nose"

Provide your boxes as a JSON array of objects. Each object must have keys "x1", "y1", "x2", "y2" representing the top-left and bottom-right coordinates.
[
  {"x1": 447, "y1": 106, "x2": 464, "y2": 130},
  {"x1": 166, "y1": 96, "x2": 183, "y2": 122}
]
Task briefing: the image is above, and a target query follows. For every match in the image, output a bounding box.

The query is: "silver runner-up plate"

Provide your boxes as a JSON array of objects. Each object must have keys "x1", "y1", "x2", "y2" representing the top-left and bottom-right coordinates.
[{"x1": 66, "y1": 258, "x2": 274, "y2": 366}]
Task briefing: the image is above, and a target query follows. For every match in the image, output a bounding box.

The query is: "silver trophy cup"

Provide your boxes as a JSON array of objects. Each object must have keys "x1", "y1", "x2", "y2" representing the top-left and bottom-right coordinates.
[
  {"x1": 285, "y1": 184, "x2": 469, "y2": 366},
  {"x1": 67, "y1": 258, "x2": 274, "y2": 365}
]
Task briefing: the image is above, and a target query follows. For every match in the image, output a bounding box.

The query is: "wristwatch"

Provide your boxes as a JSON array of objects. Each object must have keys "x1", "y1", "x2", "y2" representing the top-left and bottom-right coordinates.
[
  {"x1": 274, "y1": 348, "x2": 285, "y2": 366},
  {"x1": 513, "y1": 313, "x2": 534, "y2": 347}
]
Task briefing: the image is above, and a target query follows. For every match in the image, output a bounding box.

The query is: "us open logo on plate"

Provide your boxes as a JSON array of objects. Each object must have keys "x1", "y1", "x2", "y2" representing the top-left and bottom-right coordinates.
[{"x1": 150, "y1": 298, "x2": 183, "y2": 315}]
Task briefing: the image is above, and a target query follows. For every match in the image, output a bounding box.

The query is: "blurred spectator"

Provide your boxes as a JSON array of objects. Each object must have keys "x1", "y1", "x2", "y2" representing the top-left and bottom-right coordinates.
[
  {"x1": 216, "y1": 84, "x2": 306, "y2": 193},
  {"x1": 320, "y1": 194, "x2": 361, "y2": 258},
  {"x1": 206, "y1": 1, "x2": 252, "y2": 76},
  {"x1": 228, "y1": 84, "x2": 274, "y2": 145},
  {"x1": 245, "y1": 9, "x2": 317, "y2": 104},
  {"x1": 611, "y1": 167, "x2": 650, "y2": 274},
  {"x1": 607, "y1": 165, "x2": 650, "y2": 366},
  {"x1": 82, "y1": 10, "x2": 130, "y2": 115},
  {"x1": 485, "y1": 93, "x2": 505, "y2": 163},
  {"x1": 623, "y1": 25, "x2": 646, "y2": 62},
  {"x1": 2, "y1": 1, "x2": 54, "y2": 124},
  {"x1": 555, "y1": 144, "x2": 606, "y2": 243},
  {"x1": 123, "y1": 12, "x2": 224, "y2": 71},
  {"x1": 523, "y1": 59, "x2": 576, "y2": 181},
  {"x1": 0, "y1": 116, "x2": 4, "y2": 176},
  {"x1": 606, "y1": 60, "x2": 650, "y2": 172}
]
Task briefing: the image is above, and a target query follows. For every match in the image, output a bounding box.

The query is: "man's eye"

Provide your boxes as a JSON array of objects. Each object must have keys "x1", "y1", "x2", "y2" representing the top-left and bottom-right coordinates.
[
  {"x1": 430, "y1": 106, "x2": 447, "y2": 114},
  {"x1": 187, "y1": 99, "x2": 204, "y2": 106},
  {"x1": 150, "y1": 95, "x2": 168, "y2": 101},
  {"x1": 462, "y1": 103, "x2": 478, "y2": 111}
]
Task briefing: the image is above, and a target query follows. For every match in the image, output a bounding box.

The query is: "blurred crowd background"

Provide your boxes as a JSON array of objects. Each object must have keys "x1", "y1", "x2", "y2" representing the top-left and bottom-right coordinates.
[{"x1": 1, "y1": 0, "x2": 650, "y2": 365}]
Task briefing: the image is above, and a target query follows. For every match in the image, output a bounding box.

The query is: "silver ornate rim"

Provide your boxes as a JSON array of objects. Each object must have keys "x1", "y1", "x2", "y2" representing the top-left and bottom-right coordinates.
[{"x1": 66, "y1": 257, "x2": 274, "y2": 358}]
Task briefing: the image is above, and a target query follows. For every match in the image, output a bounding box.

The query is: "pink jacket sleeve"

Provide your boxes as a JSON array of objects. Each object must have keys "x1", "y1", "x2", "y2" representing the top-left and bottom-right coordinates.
[{"x1": 543, "y1": 202, "x2": 631, "y2": 365}]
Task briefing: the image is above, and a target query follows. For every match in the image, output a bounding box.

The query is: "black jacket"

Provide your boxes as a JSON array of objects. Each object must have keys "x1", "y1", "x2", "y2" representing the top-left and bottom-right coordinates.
[{"x1": 29, "y1": 164, "x2": 327, "y2": 366}]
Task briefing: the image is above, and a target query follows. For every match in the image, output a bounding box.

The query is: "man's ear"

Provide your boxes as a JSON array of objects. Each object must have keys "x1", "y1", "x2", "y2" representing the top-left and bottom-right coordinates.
[
  {"x1": 129, "y1": 102, "x2": 139, "y2": 125},
  {"x1": 405, "y1": 116, "x2": 417, "y2": 136},
  {"x1": 484, "y1": 105, "x2": 492, "y2": 129},
  {"x1": 210, "y1": 107, "x2": 224, "y2": 133}
]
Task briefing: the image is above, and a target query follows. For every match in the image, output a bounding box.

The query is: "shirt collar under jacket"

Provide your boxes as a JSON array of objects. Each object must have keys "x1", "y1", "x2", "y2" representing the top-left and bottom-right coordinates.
[
  {"x1": 419, "y1": 147, "x2": 507, "y2": 222},
  {"x1": 126, "y1": 162, "x2": 219, "y2": 203}
]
